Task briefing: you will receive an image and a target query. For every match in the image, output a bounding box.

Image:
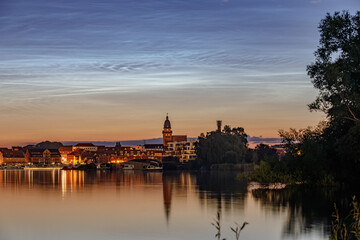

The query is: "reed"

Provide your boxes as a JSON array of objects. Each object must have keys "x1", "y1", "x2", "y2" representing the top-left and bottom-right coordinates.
[
  {"x1": 330, "y1": 196, "x2": 360, "y2": 240},
  {"x1": 212, "y1": 212, "x2": 248, "y2": 240}
]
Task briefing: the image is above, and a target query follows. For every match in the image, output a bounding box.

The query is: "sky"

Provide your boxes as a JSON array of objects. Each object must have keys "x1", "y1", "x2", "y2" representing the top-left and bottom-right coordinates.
[{"x1": 0, "y1": 0, "x2": 358, "y2": 146}]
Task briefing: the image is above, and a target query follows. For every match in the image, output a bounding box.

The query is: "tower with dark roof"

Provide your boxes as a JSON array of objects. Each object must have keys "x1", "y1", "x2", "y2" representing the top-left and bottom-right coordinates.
[{"x1": 162, "y1": 114, "x2": 173, "y2": 147}]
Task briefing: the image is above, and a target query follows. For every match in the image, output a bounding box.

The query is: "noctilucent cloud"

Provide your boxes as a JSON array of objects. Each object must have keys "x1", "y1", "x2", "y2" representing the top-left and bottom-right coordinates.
[{"x1": 0, "y1": 0, "x2": 358, "y2": 146}]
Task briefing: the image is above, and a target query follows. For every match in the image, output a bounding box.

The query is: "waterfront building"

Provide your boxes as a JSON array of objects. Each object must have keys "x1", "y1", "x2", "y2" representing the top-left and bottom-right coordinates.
[
  {"x1": 142, "y1": 144, "x2": 164, "y2": 161},
  {"x1": 161, "y1": 115, "x2": 196, "y2": 162},
  {"x1": 59, "y1": 146, "x2": 73, "y2": 163},
  {"x1": 72, "y1": 143, "x2": 98, "y2": 152},
  {"x1": 144, "y1": 144, "x2": 164, "y2": 151},
  {"x1": 162, "y1": 115, "x2": 187, "y2": 147},
  {"x1": 135, "y1": 145, "x2": 144, "y2": 151},
  {"x1": 0, "y1": 149, "x2": 27, "y2": 165},
  {"x1": 54, "y1": 115, "x2": 195, "y2": 164},
  {"x1": 25, "y1": 148, "x2": 61, "y2": 164},
  {"x1": 66, "y1": 149, "x2": 83, "y2": 164},
  {"x1": 166, "y1": 140, "x2": 196, "y2": 162}
]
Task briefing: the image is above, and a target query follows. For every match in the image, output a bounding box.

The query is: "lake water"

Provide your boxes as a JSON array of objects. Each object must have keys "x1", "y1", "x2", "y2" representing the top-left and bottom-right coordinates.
[{"x1": 0, "y1": 169, "x2": 351, "y2": 240}]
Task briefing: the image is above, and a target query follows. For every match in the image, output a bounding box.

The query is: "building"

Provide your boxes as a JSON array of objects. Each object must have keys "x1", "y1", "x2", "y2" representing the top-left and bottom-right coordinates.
[
  {"x1": 144, "y1": 144, "x2": 164, "y2": 151},
  {"x1": 25, "y1": 148, "x2": 61, "y2": 164},
  {"x1": 162, "y1": 115, "x2": 187, "y2": 147},
  {"x1": 0, "y1": 149, "x2": 27, "y2": 165},
  {"x1": 66, "y1": 149, "x2": 83, "y2": 164},
  {"x1": 161, "y1": 115, "x2": 197, "y2": 162},
  {"x1": 72, "y1": 143, "x2": 97, "y2": 152},
  {"x1": 59, "y1": 146, "x2": 73, "y2": 163},
  {"x1": 51, "y1": 115, "x2": 195, "y2": 164},
  {"x1": 166, "y1": 140, "x2": 196, "y2": 162},
  {"x1": 143, "y1": 144, "x2": 164, "y2": 161},
  {"x1": 162, "y1": 115, "x2": 173, "y2": 147}
]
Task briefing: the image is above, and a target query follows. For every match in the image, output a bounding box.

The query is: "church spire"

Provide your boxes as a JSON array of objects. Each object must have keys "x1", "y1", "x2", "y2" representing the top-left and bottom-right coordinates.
[
  {"x1": 163, "y1": 114, "x2": 172, "y2": 146},
  {"x1": 164, "y1": 114, "x2": 171, "y2": 129}
]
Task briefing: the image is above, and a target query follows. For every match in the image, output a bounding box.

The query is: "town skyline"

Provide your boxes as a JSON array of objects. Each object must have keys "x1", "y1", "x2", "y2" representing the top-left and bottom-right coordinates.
[{"x1": 0, "y1": 116, "x2": 281, "y2": 148}]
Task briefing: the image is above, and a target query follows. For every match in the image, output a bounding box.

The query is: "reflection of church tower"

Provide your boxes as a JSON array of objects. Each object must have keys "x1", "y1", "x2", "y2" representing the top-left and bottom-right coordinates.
[
  {"x1": 162, "y1": 114, "x2": 173, "y2": 147},
  {"x1": 162, "y1": 174, "x2": 173, "y2": 224}
]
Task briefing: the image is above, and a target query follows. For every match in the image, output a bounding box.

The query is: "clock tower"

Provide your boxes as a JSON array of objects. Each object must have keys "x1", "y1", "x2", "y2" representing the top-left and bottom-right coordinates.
[{"x1": 162, "y1": 115, "x2": 173, "y2": 147}]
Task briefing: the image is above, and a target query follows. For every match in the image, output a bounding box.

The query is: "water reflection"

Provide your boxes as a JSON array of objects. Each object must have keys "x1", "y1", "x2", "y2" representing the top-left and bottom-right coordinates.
[
  {"x1": 0, "y1": 169, "x2": 349, "y2": 240},
  {"x1": 195, "y1": 171, "x2": 248, "y2": 212},
  {"x1": 251, "y1": 186, "x2": 356, "y2": 238}
]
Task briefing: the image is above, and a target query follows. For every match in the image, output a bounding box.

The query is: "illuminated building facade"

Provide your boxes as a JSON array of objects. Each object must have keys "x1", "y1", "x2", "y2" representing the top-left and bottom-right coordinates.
[
  {"x1": 162, "y1": 115, "x2": 187, "y2": 147},
  {"x1": 166, "y1": 140, "x2": 196, "y2": 162},
  {"x1": 25, "y1": 148, "x2": 61, "y2": 164},
  {"x1": 0, "y1": 149, "x2": 27, "y2": 165},
  {"x1": 72, "y1": 143, "x2": 98, "y2": 152}
]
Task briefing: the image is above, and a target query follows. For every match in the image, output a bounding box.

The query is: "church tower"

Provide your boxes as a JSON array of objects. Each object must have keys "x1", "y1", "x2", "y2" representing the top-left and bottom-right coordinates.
[{"x1": 162, "y1": 114, "x2": 173, "y2": 147}]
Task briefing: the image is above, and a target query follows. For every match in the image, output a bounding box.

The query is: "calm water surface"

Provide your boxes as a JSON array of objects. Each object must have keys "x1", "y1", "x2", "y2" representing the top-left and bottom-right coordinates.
[{"x1": 0, "y1": 169, "x2": 349, "y2": 240}]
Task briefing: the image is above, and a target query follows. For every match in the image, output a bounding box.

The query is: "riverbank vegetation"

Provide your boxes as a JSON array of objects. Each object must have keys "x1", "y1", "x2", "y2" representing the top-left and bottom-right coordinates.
[
  {"x1": 275, "y1": 11, "x2": 360, "y2": 186},
  {"x1": 330, "y1": 196, "x2": 360, "y2": 240}
]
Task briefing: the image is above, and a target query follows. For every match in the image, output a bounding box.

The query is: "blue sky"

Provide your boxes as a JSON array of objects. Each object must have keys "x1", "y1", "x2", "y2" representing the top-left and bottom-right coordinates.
[{"x1": 0, "y1": 0, "x2": 358, "y2": 146}]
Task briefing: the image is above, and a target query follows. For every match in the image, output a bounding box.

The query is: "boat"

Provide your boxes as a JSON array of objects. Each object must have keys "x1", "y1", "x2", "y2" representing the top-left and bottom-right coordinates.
[
  {"x1": 122, "y1": 164, "x2": 135, "y2": 170},
  {"x1": 62, "y1": 165, "x2": 73, "y2": 170},
  {"x1": 144, "y1": 164, "x2": 162, "y2": 171},
  {"x1": 120, "y1": 159, "x2": 162, "y2": 171},
  {"x1": 99, "y1": 163, "x2": 112, "y2": 170}
]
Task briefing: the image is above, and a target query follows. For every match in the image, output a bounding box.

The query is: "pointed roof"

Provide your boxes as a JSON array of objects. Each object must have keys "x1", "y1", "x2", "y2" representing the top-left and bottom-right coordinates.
[{"x1": 164, "y1": 115, "x2": 171, "y2": 129}]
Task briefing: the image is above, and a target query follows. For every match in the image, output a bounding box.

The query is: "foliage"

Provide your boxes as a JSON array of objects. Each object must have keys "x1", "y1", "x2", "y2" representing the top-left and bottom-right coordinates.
[
  {"x1": 195, "y1": 126, "x2": 248, "y2": 168},
  {"x1": 230, "y1": 222, "x2": 248, "y2": 240},
  {"x1": 271, "y1": 11, "x2": 360, "y2": 185},
  {"x1": 253, "y1": 143, "x2": 278, "y2": 164},
  {"x1": 307, "y1": 11, "x2": 360, "y2": 123},
  {"x1": 211, "y1": 211, "x2": 248, "y2": 240},
  {"x1": 330, "y1": 196, "x2": 360, "y2": 240},
  {"x1": 278, "y1": 124, "x2": 328, "y2": 183},
  {"x1": 33, "y1": 141, "x2": 64, "y2": 149},
  {"x1": 212, "y1": 212, "x2": 223, "y2": 240},
  {"x1": 237, "y1": 161, "x2": 298, "y2": 184},
  {"x1": 235, "y1": 143, "x2": 299, "y2": 184},
  {"x1": 197, "y1": 12, "x2": 360, "y2": 185}
]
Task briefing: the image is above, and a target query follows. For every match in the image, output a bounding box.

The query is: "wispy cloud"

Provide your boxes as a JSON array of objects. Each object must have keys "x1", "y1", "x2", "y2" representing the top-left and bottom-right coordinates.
[{"x1": 0, "y1": 0, "x2": 353, "y2": 144}]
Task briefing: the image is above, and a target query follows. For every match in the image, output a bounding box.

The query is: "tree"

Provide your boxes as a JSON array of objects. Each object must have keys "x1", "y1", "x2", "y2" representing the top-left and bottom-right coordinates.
[
  {"x1": 254, "y1": 144, "x2": 278, "y2": 164},
  {"x1": 195, "y1": 125, "x2": 249, "y2": 167},
  {"x1": 307, "y1": 11, "x2": 360, "y2": 123},
  {"x1": 303, "y1": 11, "x2": 360, "y2": 183},
  {"x1": 279, "y1": 125, "x2": 327, "y2": 182}
]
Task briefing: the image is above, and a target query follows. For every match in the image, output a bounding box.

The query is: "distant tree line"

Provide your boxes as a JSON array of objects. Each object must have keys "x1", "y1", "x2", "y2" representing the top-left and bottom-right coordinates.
[{"x1": 195, "y1": 126, "x2": 278, "y2": 170}]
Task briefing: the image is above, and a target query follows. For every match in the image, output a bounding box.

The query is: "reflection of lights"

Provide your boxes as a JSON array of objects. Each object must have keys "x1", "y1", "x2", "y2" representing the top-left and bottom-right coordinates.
[
  {"x1": 61, "y1": 170, "x2": 67, "y2": 198},
  {"x1": 70, "y1": 171, "x2": 73, "y2": 193},
  {"x1": 74, "y1": 171, "x2": 77, "y2": 190},
  {"x1": 82, "y1": 171, "x2": 84, "y2": 186},
  {"x1": 52, "y1": 169, "x2": 55, "y2": 187}
]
